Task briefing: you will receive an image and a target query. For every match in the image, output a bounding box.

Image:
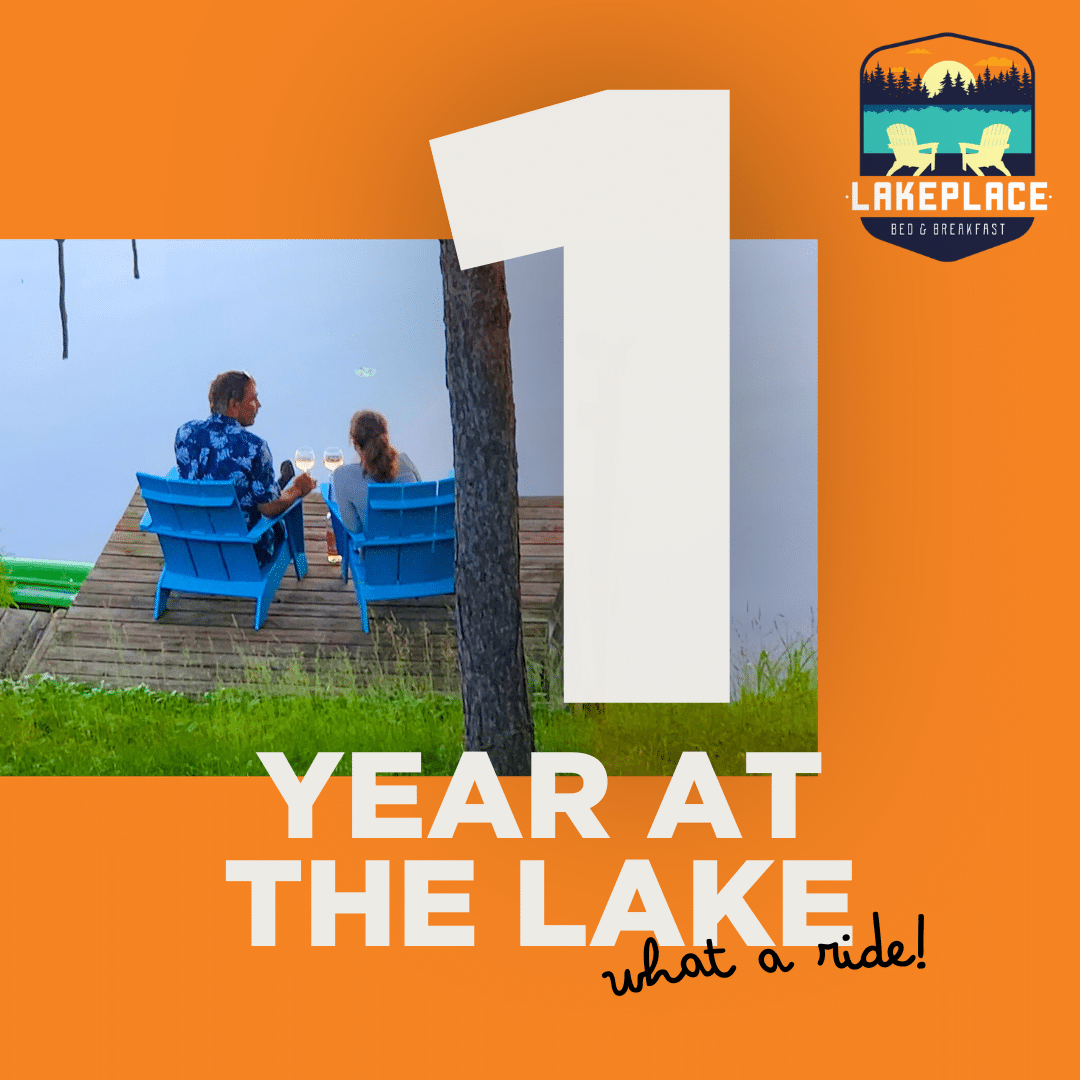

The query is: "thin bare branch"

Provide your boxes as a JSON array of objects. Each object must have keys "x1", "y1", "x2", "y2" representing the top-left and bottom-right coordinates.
[{"x1": 56, "y1": 240, "x2": 68, "y2": 359}]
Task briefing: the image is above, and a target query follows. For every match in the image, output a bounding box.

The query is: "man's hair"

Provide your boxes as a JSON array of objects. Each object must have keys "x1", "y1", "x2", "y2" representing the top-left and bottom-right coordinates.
[{"x1": 208, "y1": 371, "x2": 252, "y2": 415}]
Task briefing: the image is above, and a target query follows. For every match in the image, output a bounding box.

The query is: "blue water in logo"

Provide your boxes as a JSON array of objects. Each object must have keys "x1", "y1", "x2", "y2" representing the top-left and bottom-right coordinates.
[{"x1": 862, "y1": 105, "x2": 1032, "y2": 154}]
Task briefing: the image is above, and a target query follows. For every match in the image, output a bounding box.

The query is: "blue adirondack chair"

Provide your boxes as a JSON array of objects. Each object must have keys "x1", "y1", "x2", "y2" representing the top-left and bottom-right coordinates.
[
  {"x1": 136, "y1": 472, "x2": 308, "y2": 630},
  {"x1": 322, "y1": 478, "x2": 455, "y2": 633}
]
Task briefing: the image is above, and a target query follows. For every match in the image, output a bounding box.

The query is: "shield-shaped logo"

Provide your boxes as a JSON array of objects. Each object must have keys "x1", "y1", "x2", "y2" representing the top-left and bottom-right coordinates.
[{"x1": 854, "y1": 33, "x2": 1043, "y2": 261}]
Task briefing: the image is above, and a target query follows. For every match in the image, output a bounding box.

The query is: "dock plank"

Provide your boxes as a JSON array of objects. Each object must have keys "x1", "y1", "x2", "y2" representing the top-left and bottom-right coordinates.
[{"x1": 29, "y1": 491, "x2": 562, "y2": 693}]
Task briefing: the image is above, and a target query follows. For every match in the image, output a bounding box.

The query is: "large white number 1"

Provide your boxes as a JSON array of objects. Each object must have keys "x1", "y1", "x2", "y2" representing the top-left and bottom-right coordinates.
[{"x1": 431, "y1": 91, "x2": 730, "y2": 703}]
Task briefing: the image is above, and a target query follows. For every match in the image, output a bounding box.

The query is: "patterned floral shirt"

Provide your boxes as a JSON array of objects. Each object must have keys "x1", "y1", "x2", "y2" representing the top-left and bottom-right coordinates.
[{"x1": 174, "y1": 414, "x2": 282, "y2": 563}]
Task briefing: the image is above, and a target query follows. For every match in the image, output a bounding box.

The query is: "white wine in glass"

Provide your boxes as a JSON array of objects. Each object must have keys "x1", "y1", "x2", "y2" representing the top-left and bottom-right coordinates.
[
  {"x1": 323, "y1": 446, "x2": 344, "y2": 474},
  {"x1": 294, "y1": 446, "x2": 316, "y2": 474}
]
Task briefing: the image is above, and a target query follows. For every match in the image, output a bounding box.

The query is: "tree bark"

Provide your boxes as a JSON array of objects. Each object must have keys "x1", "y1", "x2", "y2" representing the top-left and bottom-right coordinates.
[{"x1": 440, "y1": 239, "x2": 534, "y2": 775}]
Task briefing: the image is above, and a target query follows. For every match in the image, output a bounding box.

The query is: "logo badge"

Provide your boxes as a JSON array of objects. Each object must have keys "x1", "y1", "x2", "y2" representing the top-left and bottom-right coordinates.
[{"x1": 853, "y1": 33, "x2": 1045, "y2": 261}]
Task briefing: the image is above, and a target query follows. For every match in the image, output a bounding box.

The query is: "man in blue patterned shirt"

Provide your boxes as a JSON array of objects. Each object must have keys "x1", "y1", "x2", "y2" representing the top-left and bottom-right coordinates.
[{"x1": 175, "y1": 371, "x2": 315, "y2": 564}]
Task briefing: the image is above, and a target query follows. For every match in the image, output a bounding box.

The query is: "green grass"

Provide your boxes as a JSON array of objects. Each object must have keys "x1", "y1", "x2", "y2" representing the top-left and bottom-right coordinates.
[
  {"x1": 543, "y1": 639, "x2": 817, "y2": 774},
  {"x1": 0, "y1": 643, "x2": 815, "y2": 777},
  {"x1": 0, "y1": 678, "x2": 466, "y2": 777}
]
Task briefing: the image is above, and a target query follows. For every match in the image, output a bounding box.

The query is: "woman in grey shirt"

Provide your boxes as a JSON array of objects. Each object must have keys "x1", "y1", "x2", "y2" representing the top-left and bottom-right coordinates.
[{"x1": 331, "y1": 410, "x2": 421, "y2": 533}]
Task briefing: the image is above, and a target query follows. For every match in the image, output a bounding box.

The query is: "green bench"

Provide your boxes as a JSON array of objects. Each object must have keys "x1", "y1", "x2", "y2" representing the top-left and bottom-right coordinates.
[{"x1": 0, "y1": 558, "x2": 92, "y2": 609}]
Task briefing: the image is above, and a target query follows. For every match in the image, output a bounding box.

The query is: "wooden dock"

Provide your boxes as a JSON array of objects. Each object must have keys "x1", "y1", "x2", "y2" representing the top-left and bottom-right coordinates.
[
  {"x1": 0, "y1": 608, "x2": 56, "y2": 681},
  {"x1": 24, "y1": 491, "x2": 562, "y2": 694}
]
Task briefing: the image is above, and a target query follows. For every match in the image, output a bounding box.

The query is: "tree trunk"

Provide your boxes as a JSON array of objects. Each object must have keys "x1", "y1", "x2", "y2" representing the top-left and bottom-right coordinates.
[{"x1": 440, "y1": 239, "x2": 534, "y2": 775}]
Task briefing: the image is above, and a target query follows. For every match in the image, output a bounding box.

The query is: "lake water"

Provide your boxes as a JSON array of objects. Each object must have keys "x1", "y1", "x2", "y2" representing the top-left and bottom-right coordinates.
[{"x1": 863, "y1": 105, "x2": 1032, "y2": 154}]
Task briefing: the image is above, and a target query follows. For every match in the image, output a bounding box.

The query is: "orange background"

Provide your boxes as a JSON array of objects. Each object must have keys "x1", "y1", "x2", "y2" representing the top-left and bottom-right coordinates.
[{"x1": 0, "y1": 2, "x2": 1074, "y2": 1077}]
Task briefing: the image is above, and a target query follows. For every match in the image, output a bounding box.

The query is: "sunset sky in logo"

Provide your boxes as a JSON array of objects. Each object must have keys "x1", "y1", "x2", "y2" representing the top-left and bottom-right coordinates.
[{"x1": 864, "y1": 37, "x2": 1031, "y2": 95}]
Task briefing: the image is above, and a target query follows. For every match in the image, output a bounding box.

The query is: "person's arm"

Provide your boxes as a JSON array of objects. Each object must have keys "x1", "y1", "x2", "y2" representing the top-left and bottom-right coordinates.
[
  {"x1": 250, "y1": 439, "x2": 315, "y2": 518},
  {"x1": 333, "y1": 467, "x2": 363, "y2": 533},
  {"x1": 174, "y1": 423, "x2": 195, "y2": 479},
  {"x1": 257, "y1": 473, "x2": 315, "y2": 518},
  {"x1": 339, "y1": 497, "x2": 360, "y2": 534}
]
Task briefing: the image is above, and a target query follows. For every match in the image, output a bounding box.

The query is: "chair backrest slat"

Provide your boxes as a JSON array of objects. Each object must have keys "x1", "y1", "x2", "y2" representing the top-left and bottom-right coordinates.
[
  {"x1": 157, "y1": 535, "x2": 197, "y2": 579},
  {"x1": 435, "y1": 477, "x2": 455, "y2": 533},
  {"x1": 361, "y1": 479, "x2": 456, "y2": 590},
  {"x1": 402, "y1": 481, "x2": 438, "y2": 538},
  {"x1": 887, "y1": 123, "x2": 916, "y2": 148},
  {"x1": 366, "y1": 483, "x2": 404, "y2": 539},
  {"x1": 218, "y1": 540, "x2": 263, "y2": 581},
  {"x1": 137, "y1": 472, "x2": 263, "y2": 582},
  {"x1": 138, "y1": 472, "x2": 251, "y2": 535}
]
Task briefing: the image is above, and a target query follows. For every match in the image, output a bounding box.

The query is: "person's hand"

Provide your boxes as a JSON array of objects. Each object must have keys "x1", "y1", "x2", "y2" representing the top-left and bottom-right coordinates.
[{"x1": 291, "y1": 472, "x2": 317, "y2": 498}]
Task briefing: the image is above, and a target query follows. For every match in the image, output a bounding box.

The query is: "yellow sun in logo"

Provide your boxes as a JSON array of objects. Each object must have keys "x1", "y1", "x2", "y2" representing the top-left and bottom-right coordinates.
[{"x1": 923, "y1": 60, "x2": 977, "y2": 96}]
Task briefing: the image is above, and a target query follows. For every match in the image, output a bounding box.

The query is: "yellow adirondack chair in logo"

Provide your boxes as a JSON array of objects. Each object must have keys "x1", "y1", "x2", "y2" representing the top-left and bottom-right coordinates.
[
  {"x1": 885, "y1": 124, "x2": 938, "y2": 177},
  {"x1": 959, "y1": 124, "x2": 1012, "y2": 176}
]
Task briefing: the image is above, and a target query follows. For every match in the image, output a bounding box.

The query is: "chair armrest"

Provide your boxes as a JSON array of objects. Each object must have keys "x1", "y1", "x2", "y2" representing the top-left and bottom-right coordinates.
[
  {"x1": 141, "y1": 510, "x2": 278, "y2": 543},
  {"x1": 247, "y1": 516, "x2": 278, "y2": 540},
  {"x1": 257, "y1": 498, "x2": 304, "y2": 532},
  {"x1": 142, "y1": 520, "x2": 280, "y2": 544}
]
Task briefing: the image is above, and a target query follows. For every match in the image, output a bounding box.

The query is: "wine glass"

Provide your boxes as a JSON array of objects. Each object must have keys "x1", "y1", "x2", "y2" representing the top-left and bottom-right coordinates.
[
  {"x1": 294, "y1": 446, "x2": 316, "y2": 474},
  {"x1": 323, "y1": 446, "x2": 344, "y2": 475}
]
